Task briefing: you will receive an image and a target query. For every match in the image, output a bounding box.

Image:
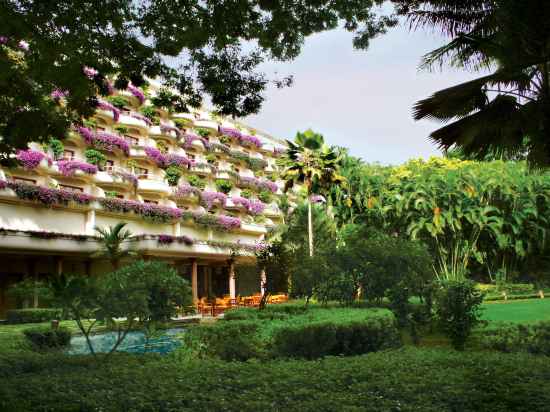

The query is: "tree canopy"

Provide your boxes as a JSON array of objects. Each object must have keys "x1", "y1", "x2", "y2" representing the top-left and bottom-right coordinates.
[{"x1": 0, "y1": 0, "x2": 396, "y2": 160}]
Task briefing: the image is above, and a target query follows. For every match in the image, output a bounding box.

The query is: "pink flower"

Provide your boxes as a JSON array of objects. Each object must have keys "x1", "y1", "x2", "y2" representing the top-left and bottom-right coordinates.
[
  {"x1": 57, "y1": 160, "x2": 98, "y2": 176},
  {"x1": 77, "y1": 127, "x2": 129, "y2": 155},
  {"x1": 239, "y1": 134, "x2": 263, "y2": 148},
  {"x1": 310, "y1": 194, "x2": 326, "y2": 204},
  {"x1": 50, "y1": 89, "x2": 68, "y2": 101},
  {"x1": 217, "y1": 214, "x2": 241, "y2": 231},
  {"x1": 16, "y1": 150, "x2": 51, "y2": 170},
  {"x1": 96, "y1": 100, "x2": 121, "y2": 121},
  {"x1": 130, "y1": 113, "x2": 152, "y2": 126},
  {"x1": 231, "y1": 196, "x2": 251, "y2": 210},
  {"x1": 128, "y1": 84, "x2": 145, "y2": 104},
  {"x1": 174, "y1": 184, "x2": 201, "y2": 198},
  {"x1": 18, "y1": 40, "x2": 29, "y2": 51},
  {"x1": 249, "y1": 200, "x2": 266, "y2": 215},
  {"x1": 200, "y1": 191, "x2": 227, "y2": 209},
  {"x1": 0, "y1": 36, "x2": 8, "y2": 45},
  {"x1": 219, "y1": 127, "x2": 242, "y2": 139},
  {"x1": 83, "y1": 66, "x2": 98, "y2": 79},
  {"x1": 145, "y1": 147, "x2": 190, "y2": 168}
]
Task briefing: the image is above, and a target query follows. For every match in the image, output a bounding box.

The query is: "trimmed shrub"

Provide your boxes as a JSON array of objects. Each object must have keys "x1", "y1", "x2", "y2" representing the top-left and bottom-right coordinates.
[
  {"x1": 270, "y1": 315, "x2": 401, "y2": 359},
  {"x1": 23, "y1": 327, "x2": 71, "y2": 350},
  {"x1": 481, "y1": 322, "x2": 550, "y2": 356},
  {"x1": 183, "y1": 321, "x2": 262, "y2": 361},
  {"x1": 6, "y1": 308, "x2": 62, "y2": 324}
]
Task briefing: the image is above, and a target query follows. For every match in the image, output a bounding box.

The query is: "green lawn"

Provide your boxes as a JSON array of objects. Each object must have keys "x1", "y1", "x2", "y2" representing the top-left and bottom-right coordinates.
[{"x1": 481, "y1": 298, "x2": 550, "y2": 325}]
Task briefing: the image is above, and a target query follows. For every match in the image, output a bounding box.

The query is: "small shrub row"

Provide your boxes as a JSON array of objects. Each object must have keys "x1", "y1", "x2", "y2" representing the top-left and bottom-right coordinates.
[
  {"x1": 481, "y1": 322, "x2": 550, "y2": 356},
  {"x1": 271, "y1": 317, "x2": 401, "y2": 359},
  {"x1": 23, "y1": 327, "x2": 72, "y2": 351},
  {"x1": 6, "y1": 308, "x2": 63, "y2": 324}
]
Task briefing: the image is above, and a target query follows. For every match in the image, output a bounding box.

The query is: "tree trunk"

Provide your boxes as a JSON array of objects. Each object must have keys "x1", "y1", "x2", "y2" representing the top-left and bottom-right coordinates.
[{"x1": 308, "y1": 199, "x2": 314, "y2": 257}]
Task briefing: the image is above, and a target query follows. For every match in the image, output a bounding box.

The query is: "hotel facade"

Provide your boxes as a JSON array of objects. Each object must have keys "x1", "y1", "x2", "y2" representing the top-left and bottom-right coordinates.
[{"x1": 0, "y1": 81, "x2": 288, "y2": 317}]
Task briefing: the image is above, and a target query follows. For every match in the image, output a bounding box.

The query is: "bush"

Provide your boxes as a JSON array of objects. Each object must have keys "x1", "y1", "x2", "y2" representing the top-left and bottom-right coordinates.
[
  {"x1": 183, "y1": 321, "x2": 262, "y2": 361},
  {"x1": 270, "y1": 315, "x2": 401, "y2": 359},
  {"x1": 435, "y1": 280, "x2": 484, "y2": 350},
  {"x1": 215, "y1": 179, "x2": 233, "y2": 194},
  {"x1": 481, "y1": 322, "x2": 550, "y2": 356},
  {"x1": 23, "y1": 327, "x2": 71, "y2": 350},
  {"x1": 6, "y1": 308, "x2": 62, "y2": 324}
]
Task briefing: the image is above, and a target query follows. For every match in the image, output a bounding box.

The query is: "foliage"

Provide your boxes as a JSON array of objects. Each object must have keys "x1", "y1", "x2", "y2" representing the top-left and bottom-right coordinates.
[
  {"x1": 258, "y1": 189, "x2": 273, "y2": 203},
  {"x1": 183, "y1": 321, "x2": 262, "y2": 361},
  {"x1": 164, "y1": 165, "x2": 183, "y2": 186},
  {"x1": 94, "y1": 222, "x2": 135, "y2": 269},
  {"x1": 0, "y1": 180, "x2": 93, "y2": 206},
  {"x1": 105, "y1": 95, "x2": 129, "y2": 110},
  {"x1": 84, "y1": 149, "x2": 106, "y2": 167},
  {"x1": 48, "y1": 138, "x2": 65, "y2": 160},
  {"x1": 396, "y1": 1, "x2": 550, "y2": 166},
  {"x1": 23, "y1": 327, "x2": 71, "y2": 351},
  {"x1": 240, "y1": 189, "x2": 253, "y2": 199},
  {"x1": 270, "y1": 315, "x2": 401, "y2": 359},
  {"x1": 435, "y1": 280, "x2": 484, "y2": 350},
  {"x1": 196, "y1": 128, "x2": 210, "y2": 138},
  {"x1": 480, "y1": 322, "x2": 550, "y2": 356},
  {"x1": 6, "y1": 278, "x2": 54, "y2": 308},
  {"x1": 215, "y1": 179, "x2": 233, "y2": 194},
  {"x1": 114, "y1": 125, "x2": 129, "y2": 135},
  {"x1": 6, "y1": 308, "x2": 62, "y2": 324},
  {"x1": 186, "y1": 174, "x2": 206, "y2": 189},
  {"x1": 2, "y1": 347, "x2": 550, "y2": 411}
]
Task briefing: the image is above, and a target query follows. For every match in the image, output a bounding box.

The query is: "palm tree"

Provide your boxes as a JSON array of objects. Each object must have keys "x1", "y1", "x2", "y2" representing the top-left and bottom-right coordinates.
[
  {"x1": 278, "y1": 129, "x2": 344, "y2": 256},
  {"x1": 398, "y1": 0, "x2": 550, "y2": 166},
  {"x1": 94, "y1": 222, "x2": 135, "y2": 269}
]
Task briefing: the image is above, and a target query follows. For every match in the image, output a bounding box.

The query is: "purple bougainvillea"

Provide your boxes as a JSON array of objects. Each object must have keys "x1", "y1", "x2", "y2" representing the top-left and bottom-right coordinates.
[
  {"x1": 183, "y1": 133, "x2": 210, "y2": 150},
  {"x1": 157, "y1": 234, "x2": 193, "y2": 246},
  {"x1": 0, "y1": 36, "x2": 8, "y2": 45},
  {"x1": 200, "y1": 191, "x2": 227, "y2": 209},
  {"x1": 145, "y1": 147, "x2": 190, "y2": 168},
  {"x1": 0, "y1": 180, "x2": 8, "y2": 190},
  {"x1": 173, "y1": 184, "x2": 201, "y2": 198},
  {"x1": 231, "y1": 196, "x2": 251, "y2": 210},
  {"x1": 96, "y1": 100, "x2": 121, "y2": 121},
  {"x1": 50, "y1": 89, "x2": 68, "y2": 102},
  {"x1": 18, "y1": 40, "x2": 29, "y2": 51},
  {"x1": 130, "y1": 113, "x2": 152, "y2": 126},
  {"x1": 217, "y1": 214, "x2": 241, "y2": 231},
  {"x1": 57, "y1": 160, "x2": 98, "y2": 177},
  {"x1": 239, "y1": 134, "x2": 263, "y2": 148},
  {"x1": 109, "y1": 170, "x2": 138, "y2": 188},
  {"x1": 1, "y1": 180, "x2": 92, "y2": 206},
  {"x1": 128, "y1": 84, "x2": 145, "y2": 104},
  {"x1": 77, "y1": 127, "x2": 129, "y2": 155},
  {"x1": 83, "y1": 66, "x2": 98, "y2": 79},
  {"x1": 98, "y1": 197, "x2": 183, "y2": 223},
  {"x1": 249, "y1": 200, "x2": 266, "y2": 215},
  {"x1": 219, "y1": 127, "x2": 241, "y2": 139},
  {"x1": 261, "y1": 180, "x2": 278, "y2": 193},
  {"x1": 16, "y1": 150, "x2": 51, "y2": 170}
]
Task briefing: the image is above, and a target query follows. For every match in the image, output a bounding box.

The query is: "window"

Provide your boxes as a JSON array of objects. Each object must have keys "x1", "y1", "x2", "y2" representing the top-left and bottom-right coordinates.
[
  {"x1": 104, "y1": 160, "x2": 115, "y2": 172},
  {"x1": 96, "y1": 126, "x2": 105, "y2": 132},
  {"x1": 62, "y1": 150, "x2": 75, "y2": 161},
  {"x1": 143, "y1": 199, "x2": 158, "y2": 205},
  {"x1": 59, "y1": 184, "x2": 83, "y2": 192},
  {"x1": 125, "y1": 135, "x2": 140, "y2": 146},
  {"x1": 135, "y1": 167, "x2": 149, "y2": 179}
]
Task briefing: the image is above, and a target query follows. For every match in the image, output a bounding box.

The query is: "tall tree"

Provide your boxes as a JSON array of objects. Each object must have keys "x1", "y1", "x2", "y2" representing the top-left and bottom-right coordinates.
[
  {"x1": 395, "y1": 0, "x2": 550, "y2": 166},
  {"x1": 278, "y1": 129, "x2": 344, "y2": 256},
  {"x1": 94, "y1": 222, "x2": 135, "y2": 269},
  {"x1": 0, "y1": 1, "x2": 396, "y2": 160}
]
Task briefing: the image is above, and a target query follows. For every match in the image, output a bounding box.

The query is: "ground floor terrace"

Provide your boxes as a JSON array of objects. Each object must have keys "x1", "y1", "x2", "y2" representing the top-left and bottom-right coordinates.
[{"x1": 0, "y1": 232, "x2": 284, "y2": 318}]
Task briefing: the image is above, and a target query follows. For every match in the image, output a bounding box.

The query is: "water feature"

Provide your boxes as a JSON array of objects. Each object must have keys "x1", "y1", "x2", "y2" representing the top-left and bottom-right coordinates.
[{"x1": 67, "y1": 328, "x2": 185, "y2": 355}]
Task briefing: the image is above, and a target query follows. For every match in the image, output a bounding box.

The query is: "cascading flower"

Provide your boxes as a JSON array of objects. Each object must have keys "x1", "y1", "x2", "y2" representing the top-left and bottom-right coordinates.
[
  {"x1": 16, "y1": 150, "x2": 51, "y2": 170},
  {"x1": 249, "y1": 200, "x2": 266, "y2": 215},
  {"x1": 145, "y1": 147, "x2": 190, "y2": 168},
  {"x1": 128, "y1": 84, "x2": 145, "y2": 105},
  {"x1": 219, "y1": 127, "x2": 241, "y2": 139},
  {"x1": 200, "y1": 191, "x2": 227, "y2": 209},
  {"x1": 56, "y1": 160, "x2": 98, "y2": 177},
  {"x1": 83, "y1": 66, "x2": 98, "y2": 79},
  {"x1": 173, "y1": 184, "x2": 201, "y2": 198},
  {"x1": 130, "y1": 113, "x2": 152, "y2": 126},
  {"x1": 77, "y1": 127, "x2": 129, "y2": 155},
  {"x1": 50, "y1": 89, "x2": 68, "y2": 102},
  {"x1": 231, "y1": 196, "x2": 251, "y2": 210},
  {"x1": 17, "y1": 40, "x2": 29, "y2": 51},
  {"x1": 96, "y1": 100, "x2": 121, "y2": 121},
  {"x1": 239, "y1": 134, "x2": 263, "y2": 148}
]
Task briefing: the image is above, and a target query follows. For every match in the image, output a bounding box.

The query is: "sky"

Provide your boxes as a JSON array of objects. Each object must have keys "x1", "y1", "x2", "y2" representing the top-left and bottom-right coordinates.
[{"x1": 243, "y1": 23, "x2": 483, "y2": 165}]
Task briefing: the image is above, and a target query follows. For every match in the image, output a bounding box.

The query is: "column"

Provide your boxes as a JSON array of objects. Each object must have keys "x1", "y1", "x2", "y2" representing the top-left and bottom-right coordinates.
[
  {"x1": 191, "y1": 259, "x2": 198, "y2": 304},
  {"x1": 229, "y1": 262, "x2": 236, "y2": 299},
  {"x1": 27, "y1": 260, "x2": 38, "y2": 308},
  {"x1": 85, "y1": 210, "x2": 96, "y2": 235},
  {"x1": 54, "y1": 256, "x2": 63, "y2": 276}
]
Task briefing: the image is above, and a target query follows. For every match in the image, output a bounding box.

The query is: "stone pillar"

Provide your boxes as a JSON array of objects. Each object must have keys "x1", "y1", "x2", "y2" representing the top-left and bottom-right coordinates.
[
  {"x1": 54, "y1": 256, "x2": 63, "y2": 276},
  {"x1": 191, "y1": 259, "x2": 198, "y2": 304},
  {"x1": 229, "y1": 262, "x2": 236, "y2": 299},
  {"x1": 27, "y1": 260, "x2": 38, "y2": 308},
  {"x1": 260, "y1": 269, "x2": 267, "y2": 296},
  {"x1": 85, "y1": 210, "x2": 96, "y2": 235}
]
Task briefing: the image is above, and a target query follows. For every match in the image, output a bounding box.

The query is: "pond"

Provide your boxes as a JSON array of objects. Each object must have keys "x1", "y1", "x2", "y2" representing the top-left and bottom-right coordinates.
[{"x1": 67, "y1": 328, "x2": 185, "y2": 355}]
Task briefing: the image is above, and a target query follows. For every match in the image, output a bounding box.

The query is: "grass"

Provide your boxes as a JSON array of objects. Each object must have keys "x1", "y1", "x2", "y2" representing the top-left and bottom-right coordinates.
[{"x1": 481, "y1": 298, "x2": 550, "y2": 325}]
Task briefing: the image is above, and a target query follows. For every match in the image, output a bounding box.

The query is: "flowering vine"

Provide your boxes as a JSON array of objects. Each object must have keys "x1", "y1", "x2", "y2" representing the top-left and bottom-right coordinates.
[
  {"x1": 96, "y1": 100, "x2": 121, "y2": 121},
  {"x1": 57, "y1": 160, "x2": 98, "y2": 177},
  {"x1": 200, "y1": 191, "x2": 227, "y2": 209},
  {"x1": 76, "y1": 127, "x2": 129, "y2": 155},
  {"x1": 127, "y1": 84, "x2": 145, "y2": 105},
  {"x1": 16, "y1": 150, "x2": 51, "y2": 170}
]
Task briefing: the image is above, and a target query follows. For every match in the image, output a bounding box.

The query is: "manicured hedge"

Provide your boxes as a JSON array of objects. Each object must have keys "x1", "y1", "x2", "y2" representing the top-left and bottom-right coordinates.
[
  {"x1": 1, "y1": 348, "x2": 550, "y2": 411},
  {"x1": 6, "y1": 308, "x2": 62, "y2": 324},
  {"x1": 271, "y1": 317, "x2": 401, "y2": 359},
  {"x1": 23, "y1": 327, "x2": 71, "y2": 350},
  {"x1": 481, "y1": 321, "x2": 550, "y2": 356}
]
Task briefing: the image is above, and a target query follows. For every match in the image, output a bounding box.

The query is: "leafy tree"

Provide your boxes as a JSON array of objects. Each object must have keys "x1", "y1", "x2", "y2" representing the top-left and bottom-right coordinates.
[
  {"x1": 278, "y1": 129, "x2": 344, "y2": 256},
  {"x1": 0, "y1": 1, "x2": 396, "y2": 160},
  {"x1": 396, "y1": 0, "x2": 550, "y2": 166},
  {"x1": 94, "y1": 222, "x2": 135, "y2": 269}
]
